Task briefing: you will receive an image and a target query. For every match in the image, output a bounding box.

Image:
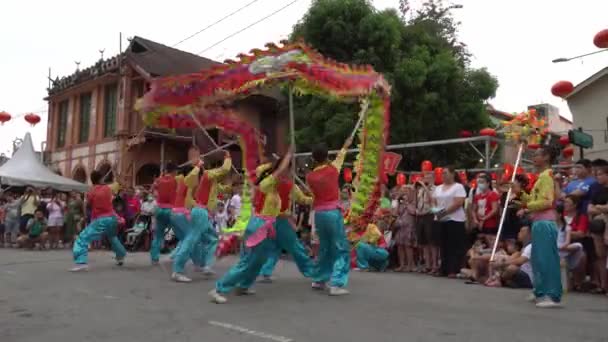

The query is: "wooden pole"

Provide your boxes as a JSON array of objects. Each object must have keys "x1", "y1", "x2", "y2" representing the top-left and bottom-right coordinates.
[
  {"x1": 289, "y1": 87, "x2": 297, "y2": 213},
  {"x1": 490, "y1": 142, "x2": 524, "y2": 261}
]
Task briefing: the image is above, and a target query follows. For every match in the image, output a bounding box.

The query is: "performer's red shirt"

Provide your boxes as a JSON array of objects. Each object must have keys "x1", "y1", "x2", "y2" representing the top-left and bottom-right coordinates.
[
  {"x1": 87, "y1": 185, "x2": 114, "y2": 219},
  {"x1": 174, "y1": 177, "x2": 188, "y2": 208},
  {"x1": 155, "y1": 175, "x2": 177, "y2": 208},
  {"x1": 277, "y1": 177, "x2": 294, "y2": 213},
  {"x1": 195, "y1": 173, "x2": 211, "y2": 207},
  {"x1": 307, "y1": 165, "x2": 340, "y2": 208}
]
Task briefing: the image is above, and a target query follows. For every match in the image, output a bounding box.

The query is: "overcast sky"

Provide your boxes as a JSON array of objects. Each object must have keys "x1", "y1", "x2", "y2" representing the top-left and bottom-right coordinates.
[{"x1": 1, "y1": 0, "x2": 606, "y2": 155}]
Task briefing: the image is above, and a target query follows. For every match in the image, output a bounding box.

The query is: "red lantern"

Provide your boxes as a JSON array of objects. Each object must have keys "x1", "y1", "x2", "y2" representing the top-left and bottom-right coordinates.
[
  {"x1": 0, "y1": 111, "x2": 11, "y2": 125},
  {"x1": 516, "y1": 166, "x2": 524, "y2": 175},
  {"x1": 470, "y1": 179, "x2": 477, "y2": 189},
  {"x1": 593, "y1": 29, "x2": 608, "y2": 49},
  {"x1": 459, "y1": 130, "x2": 473, "y2": 138},
  {"x1": 434, "y1": 167, "x2": 443, "y2": 185},
  {"x1": 526, "y1": 173, "x2": 538, "y2": 192},
  {"x1": 558, "y1": 135, "x2": 570, "y2": 147},
  {"x1": 458, "y1": 171, "x2": 468, "y2": 184},
  {"x1": 491, "y1": 172, "x2": 497, "y2": 181},
  {"x1": 527, "y1": 143, "x2": 540, "y2": 150},
  {"x1": 503, "y1": 163, "x2": 514, "y2": 178},
  {"x1": 562, "y1": 146, "x2": 574, "y2": 158},
  {"x1": 343, "y1": 168, "x2": 353, "y2": 183},
  {"x1": 421, "y1": 160, "x2": 433, "y2": 172},
  {"x1": 410, "y1": 173, "x2": 422, "y2": 184},
  {"x1": 479, "y1": 128, "x2": 497, "y2": 137},
  {"x1": 551, "y1": 80, "x2": 574, "y2": 98},
  {"x1": 24, "y1": 113, "x2": 41, "y2": 126},
  {"x1": 396, "y1": 172, "x2": 406, "y2": 186}
]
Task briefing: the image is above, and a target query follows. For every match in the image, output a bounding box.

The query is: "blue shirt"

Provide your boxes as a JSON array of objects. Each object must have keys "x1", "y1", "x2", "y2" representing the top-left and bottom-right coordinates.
[{"x1": 565, "y1": 176, "x2": 597, "y2": 213}]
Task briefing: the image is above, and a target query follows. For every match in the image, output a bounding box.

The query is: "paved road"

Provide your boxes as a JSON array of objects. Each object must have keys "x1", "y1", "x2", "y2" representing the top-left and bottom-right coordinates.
[{"x1": 1, "y1": 249, "x2": 606, "y2": 342}]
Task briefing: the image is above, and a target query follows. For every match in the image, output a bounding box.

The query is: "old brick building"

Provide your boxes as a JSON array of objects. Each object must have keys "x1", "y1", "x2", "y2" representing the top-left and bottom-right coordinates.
[{"x1": 45, "y1": 36, "x2": 287, "y2": 186}]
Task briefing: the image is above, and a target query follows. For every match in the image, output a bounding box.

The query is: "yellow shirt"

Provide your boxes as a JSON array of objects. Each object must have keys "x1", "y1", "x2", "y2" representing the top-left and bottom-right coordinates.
[
  {"x1": 205, "y1": 158, "x2": 232, "y2": 211},
  {"x1": 281, "y1": 184, "x2": 313, "y2": 215},
  {"x1": 522, "y1": 169, "x2": 554, "y2": 212},
  {"x1": 20, "y1": 195, "x2": 39, "y2": 215},
  {"x1": 259, "y1": 175, "x2": 281, "y2": 217}
]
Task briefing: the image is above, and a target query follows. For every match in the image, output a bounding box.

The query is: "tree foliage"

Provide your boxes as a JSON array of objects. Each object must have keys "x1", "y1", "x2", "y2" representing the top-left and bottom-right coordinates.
[{"x1": 290, "y1": 0, "x2": 499, "y2": 168}]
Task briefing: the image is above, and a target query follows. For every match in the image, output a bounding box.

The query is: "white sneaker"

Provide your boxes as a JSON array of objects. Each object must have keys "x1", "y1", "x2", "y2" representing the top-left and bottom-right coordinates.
[
  {"x1": 312, "y1": 282, "x2": 326, "y2": 290},
  {"x1": 236, "y1": 288, "x2": 256, "y2": 296},
  {"x1": 209, "y1": 289, "x2": 227, "y2": 304},
  {"x1": 202, "y1": 267, "x2": 216, "y2": 276},
  {"x1": 258, "y1": 276, "x2": 273, "y2": 283},
  {"x1": 151, "y1": 260, "x2": 160, "y2": 266},
  {"x1": 171, "y1": 272, "x2": 192, "y2": 283},
  {"x1": 329, "y1": 287, "x2": 350, "y2": 296},
  {"x1": 525, "y1": 293, "x2": 537, "y2": 303},
  {"x1": 535, "y1": 297, "x2": 562, "y2": 309},
  {"x1": 115, "y1": 257, "x2": 125, "y2": 266},
  {"x1": 70, "y1": 264, "x2": 89, "y2": 272}
]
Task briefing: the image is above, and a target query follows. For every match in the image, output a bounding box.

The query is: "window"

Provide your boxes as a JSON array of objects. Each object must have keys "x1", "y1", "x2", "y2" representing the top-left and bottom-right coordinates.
[
  {"x1": 79, "y1": 93, "x2": 92, "y2": 143},
  {"x1": 57, "y1": 100, "x2": 69, "y2": 148},
  {"x1": 104, "y1": 83, "x2": 118, "y2": 137}
]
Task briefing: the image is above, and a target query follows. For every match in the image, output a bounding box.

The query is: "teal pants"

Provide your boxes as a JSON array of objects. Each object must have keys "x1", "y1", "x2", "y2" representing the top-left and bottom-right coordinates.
[
  {"x1": 73, "y1": 216, "x2": 126, "y2": 265},
  {"x1": 216, "y1": 216, "x2": 274, "y2": 294},
  {"x1": 259, "y1": 217, "x2": 314, "y2": 277},
  {"x1": 356, "y1": 242, "x2": 389, "y2": 271},
  {"x1": 531, "y1": 220, "x2": 562, "y2": 302},
  {"x1": 173, "y1": 207, "x2": 209, "y2": 274},
  {"x1": 150, "y1": 208, "x2": 173, "y2": 263},
  {"x1": 313, "y1": 209, "x2": 350, "y2": 288},
  {"x1": 194, "y1": 222, "x2": 218, "y2": 269}
]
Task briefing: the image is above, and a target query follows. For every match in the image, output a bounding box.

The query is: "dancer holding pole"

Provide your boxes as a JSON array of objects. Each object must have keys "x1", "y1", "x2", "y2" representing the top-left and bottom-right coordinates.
[
  {"x1": 150, "y1": 162, "x2": 178, "y2": 265},
  {"x1": 306, "y1": 135, "x2": 353, "y2": 295},
  {"x1": 209, "y1": 147, "x2": 294, "y2": 304}
]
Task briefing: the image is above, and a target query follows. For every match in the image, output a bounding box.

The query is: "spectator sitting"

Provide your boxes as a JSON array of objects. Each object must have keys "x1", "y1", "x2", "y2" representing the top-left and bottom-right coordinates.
[
  {"x1": 355, "y1": 221, "x2": 389, "y2": 272},
  {"x1": 17, "y1": 209, "x2": 48, "y2": 249},
  {"x1": 556, "y1": 204, "x2": 586, "y2": 291},
  {"x1": 496, "y1": 226, "x2": 534, "y2": 289}
]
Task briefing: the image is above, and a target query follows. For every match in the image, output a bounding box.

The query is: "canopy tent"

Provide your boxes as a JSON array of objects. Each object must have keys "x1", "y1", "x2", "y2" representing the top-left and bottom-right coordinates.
[{"x1": 0, "y1": 133, "x2": 89, "y2": 192}]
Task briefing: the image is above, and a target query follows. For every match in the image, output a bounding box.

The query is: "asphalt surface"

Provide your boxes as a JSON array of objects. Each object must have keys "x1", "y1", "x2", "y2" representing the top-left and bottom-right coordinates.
[{"x1": 1, "y1": 249, "x2": 607, "y2": 342}]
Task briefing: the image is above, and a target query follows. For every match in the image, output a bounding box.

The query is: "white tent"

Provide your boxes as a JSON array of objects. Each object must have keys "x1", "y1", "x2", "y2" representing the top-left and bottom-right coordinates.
[{"x1": 0, "y1": 133, "x2": 89, "y2": 192}]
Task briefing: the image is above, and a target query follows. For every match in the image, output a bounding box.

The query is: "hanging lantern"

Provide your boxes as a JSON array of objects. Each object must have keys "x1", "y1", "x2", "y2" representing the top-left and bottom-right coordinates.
[
  {"x1": 527, "y1": 143, "x2": 540, "y2": 150},
  {"x1": 24, "y1": 113, "x2": 41, "y2": 126},
  {"x1": 562, "y1": 145, "x2": 574, "y2": 158},
  {"x1": 410, "y1": 173, "x2": 422, "y2": 184},
  {"x1": 551, "y1": 80, "x2": 574, "y2": 98},
  {"x1": 516, "y1": 166, "x2": 524, "y2": 175},
  {"x1": 593, "y1": 29, "x2": 608, "y2": 49},
  {"x1": 459, "y1": 130, "x2": 473, "y2": 138},
  {"x1": 434, "y1": 167, "x2": 443, "y2": 185},
  {"x1": 396, "y1": 172, "x2": 406, "y2": 186},
  {"x1": 458, "y1": 171, "x2": 468, "y2": 184},
  {"x1": 558, "y1": 135, "x2": 570, "y2": 147},
  {"x1": 479, "y1": 128, "x2": 497, "y2": 137},
  {"x1": 0, "y1": 111, "x2": 11, "y2": 125},
  {"x1": 491, "y1": 172, "x2": 497, "y2": 181},
  {"x1": 526, "y1": 173, "x2": 538, "y2": 192},
  {"x1": 421, "y1": 160, "x2": 433, "y2": 172},
  {"x1": 343, "y1": 168, "x2": 353, "y2": 183}
]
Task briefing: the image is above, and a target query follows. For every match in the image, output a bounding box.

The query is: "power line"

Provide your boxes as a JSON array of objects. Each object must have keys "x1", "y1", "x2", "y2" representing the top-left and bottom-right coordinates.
[
  {"x1": 197, "y1": 0, "x2": 300, "y2": 55},
  {"x1": 172, "y1": 0, "x2": 263, "y2": 47}
]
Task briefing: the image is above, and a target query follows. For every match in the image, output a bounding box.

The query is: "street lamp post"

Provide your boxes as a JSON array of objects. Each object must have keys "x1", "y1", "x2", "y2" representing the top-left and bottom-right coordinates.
[{"x1": 552, "y1": 49, "x2": 608, "y2": 63}]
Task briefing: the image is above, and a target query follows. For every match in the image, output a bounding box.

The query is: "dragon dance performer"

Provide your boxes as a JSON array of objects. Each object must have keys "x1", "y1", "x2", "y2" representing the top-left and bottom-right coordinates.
[
  {"x1": 209, "y1": 147, "x2": 293, "y2": 304},
  {"x1": 354, "y1": 222, "x2": 389, "y2": 272},
  {"x1": 150, "y1": 162, "x2": 178, "y2": 265},
  {"x1": 70, "y1": 170, "x2": 126, "y2": 272},
  {"x1": 258, "y1": 168, "x2": 314, "y2": 282},
  {"x1": 178, "y1": 147, "x2": 232, "y2": 278},
  {"x1": 306, "y1": 136, "x2": 353, "y2": 296},
  {"x1": 170, "y1": 155, "x2": 205, "y2": 283}
]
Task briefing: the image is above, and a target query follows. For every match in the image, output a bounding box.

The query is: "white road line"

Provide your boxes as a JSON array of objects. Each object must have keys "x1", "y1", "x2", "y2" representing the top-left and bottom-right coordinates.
[{"x1": 208, "y1": 320, "x2": 293, "y2": 342}]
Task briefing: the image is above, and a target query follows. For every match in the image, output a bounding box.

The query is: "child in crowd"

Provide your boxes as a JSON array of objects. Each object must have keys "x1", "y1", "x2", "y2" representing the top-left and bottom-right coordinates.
[
  {"x1": 214, "y1": 202, "x2": 229, "y2": 232},
  {"x1": 16, "y1": 209, "x2": 49, "y2": 249},
  {"x1": 556, "y1": 204, "x2": 587, "y2": 290}
]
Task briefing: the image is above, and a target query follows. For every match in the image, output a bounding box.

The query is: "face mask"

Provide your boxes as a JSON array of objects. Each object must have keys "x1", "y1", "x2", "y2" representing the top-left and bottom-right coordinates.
[{"x1": 477, "y1": 183, "x2": 488, "y2": 191}]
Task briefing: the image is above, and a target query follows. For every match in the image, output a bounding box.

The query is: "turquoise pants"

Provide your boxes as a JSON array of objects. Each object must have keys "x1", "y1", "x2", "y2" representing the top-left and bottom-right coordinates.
[
  {"x1": 150, "y1": 208, "x2": 173, "y2": 263},
  {"x1": 194, "y1": 221, "x2": 218, "y2": 269},
  {"x1": 173, "y1": 207, "x2": 209, "y2": 274},
  {"x1": 216, "y1": 216, "x2": 274, "y2": 294},
  {"x1": 356, "y1": 242, "x2": 389, "y2": 271},
  {"x1": 73, "y1": 216, "x2": 126, "y2": 265},
  {"x1": 168, "y1": 211, "x2": 194, "y2": 266},
  {"x1": 531, "y1": 220, "x2": 562, "y2": 302},
  {"x1": 313, "y1": 209, "x2": 350, "y2": 288},
  {"x1": 259, "y1": 217, "x2": 314, "y2": 277}
]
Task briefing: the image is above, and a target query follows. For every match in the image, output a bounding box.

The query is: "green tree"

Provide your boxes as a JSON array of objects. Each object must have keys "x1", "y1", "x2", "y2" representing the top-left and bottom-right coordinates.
[{"x1": 290, "y1": 0, "x2": 499, "y2": 169}]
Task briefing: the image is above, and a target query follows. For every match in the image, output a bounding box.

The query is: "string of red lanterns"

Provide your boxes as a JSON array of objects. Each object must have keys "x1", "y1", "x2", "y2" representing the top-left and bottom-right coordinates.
[{"x1": 0, "y1": 110, "x2": 41, "y2": 126}]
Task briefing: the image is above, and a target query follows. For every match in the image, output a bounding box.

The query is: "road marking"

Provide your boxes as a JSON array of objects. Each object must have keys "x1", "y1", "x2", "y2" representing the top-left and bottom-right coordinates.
[{"x1": 208, "y1": 320, "x2": 293, "y2": 342}]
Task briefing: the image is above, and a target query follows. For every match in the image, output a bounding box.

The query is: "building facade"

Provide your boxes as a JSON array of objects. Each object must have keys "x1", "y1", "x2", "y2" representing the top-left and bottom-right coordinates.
[
  {"x1": 567, "y1": 67, "x2": 608, "y2": 160},
  {"x1": 45, "y1": 36, "x2": 287, "y2": 186}
]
